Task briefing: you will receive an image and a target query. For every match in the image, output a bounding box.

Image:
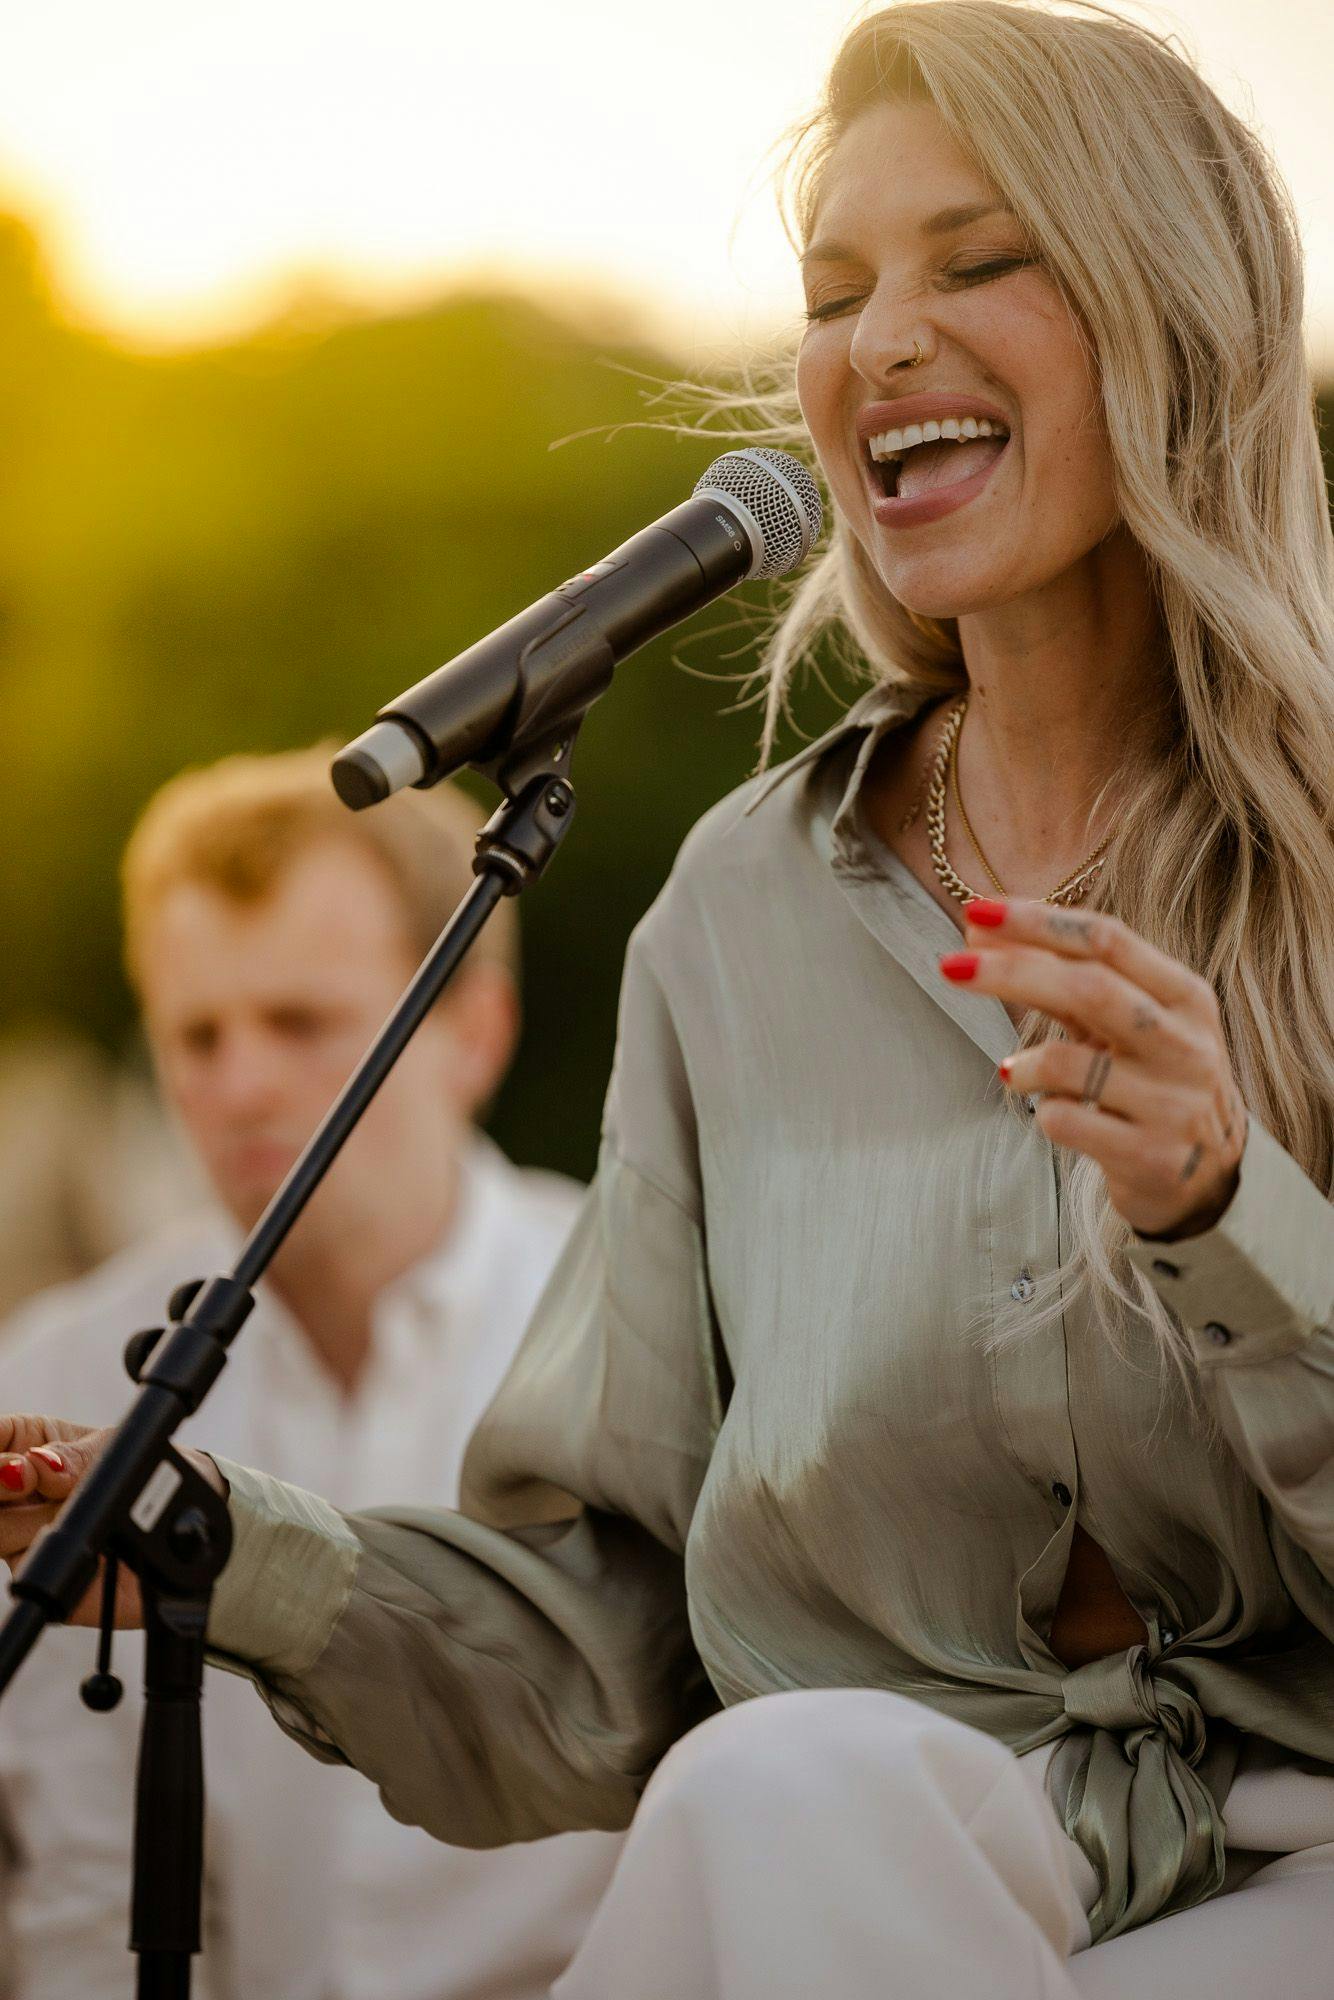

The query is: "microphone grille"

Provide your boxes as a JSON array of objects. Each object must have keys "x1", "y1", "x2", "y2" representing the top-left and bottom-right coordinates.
[{"x1": 692, "y1": 447, "x2": 823, "y2": 579}]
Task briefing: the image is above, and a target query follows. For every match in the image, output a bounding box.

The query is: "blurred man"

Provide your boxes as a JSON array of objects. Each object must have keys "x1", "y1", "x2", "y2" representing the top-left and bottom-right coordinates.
[{"x1": 0, "y1": 746, "x2": 621, "y2": 2000}]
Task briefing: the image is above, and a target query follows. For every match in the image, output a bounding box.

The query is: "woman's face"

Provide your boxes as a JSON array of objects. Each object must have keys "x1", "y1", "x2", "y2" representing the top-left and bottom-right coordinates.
[{"x1": 796, "y1": 99, "x2": 1119, "y2": 620}]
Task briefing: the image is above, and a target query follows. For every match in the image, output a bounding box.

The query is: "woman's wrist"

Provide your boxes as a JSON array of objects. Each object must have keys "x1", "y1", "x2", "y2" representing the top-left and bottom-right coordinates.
[{"x1": 186, "y1": 1448, "x2": 230, "y2": 1501}]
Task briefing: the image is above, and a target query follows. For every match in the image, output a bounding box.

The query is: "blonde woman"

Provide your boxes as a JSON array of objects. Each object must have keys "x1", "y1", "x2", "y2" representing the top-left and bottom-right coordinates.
[{"x1": 3, "y1": 4, "x2": 1334, "y2": 1992}]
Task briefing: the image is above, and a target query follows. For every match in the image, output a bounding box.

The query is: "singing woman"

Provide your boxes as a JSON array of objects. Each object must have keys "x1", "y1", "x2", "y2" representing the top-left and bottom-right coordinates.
[{"x1": 4, "y1": 4, "x2": 1334, "y2": 1991}]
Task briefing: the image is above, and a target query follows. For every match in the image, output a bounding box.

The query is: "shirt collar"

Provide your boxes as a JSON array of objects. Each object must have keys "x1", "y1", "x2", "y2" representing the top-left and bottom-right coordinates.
[
  {"x1": 743, "y1": 671, "x2": 1019, "y2": 1070},
  {"x1": 374, "y1": 1130, "x2": 514, "y2": 1335},
  {"x1": 244, "y1": 1132, "x2": 517, "y2": 1397},
  {"x1": 741, "y1": 677, "x2": 941, "y2": 820}
]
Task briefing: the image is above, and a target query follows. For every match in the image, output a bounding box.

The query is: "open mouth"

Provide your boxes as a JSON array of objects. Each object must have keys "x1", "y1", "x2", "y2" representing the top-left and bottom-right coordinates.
[
  {"x1": 876, "y1": 459, "x2": 904, "y2": 500},
  {"x1": 866, "y1": 416, "x2": 1011, "y2": 502}
]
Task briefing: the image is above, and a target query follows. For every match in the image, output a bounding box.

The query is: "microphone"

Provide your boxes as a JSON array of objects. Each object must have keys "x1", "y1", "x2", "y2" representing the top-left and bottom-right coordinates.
[{"x1": 331, "y1": 447, "x2": 822, "y2": 808}]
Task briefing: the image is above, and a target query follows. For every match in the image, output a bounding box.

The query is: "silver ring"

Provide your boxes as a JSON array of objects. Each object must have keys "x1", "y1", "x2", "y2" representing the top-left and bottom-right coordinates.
[{"x1": 1081, "y1": 1048, "x2": 1113, "y2": 1107}]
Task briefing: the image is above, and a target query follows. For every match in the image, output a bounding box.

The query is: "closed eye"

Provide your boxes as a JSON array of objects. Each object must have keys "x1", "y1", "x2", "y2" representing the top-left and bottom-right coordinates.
[
  {"x1": 945, "y1": 256, "x2": 1028, "y2": 285},
  {"x1": 803, "y1": 292, "x2": 869, "y2": 324},
  {"x1": 803, "y1": 255, "x2": 1029, "y2": 323}
]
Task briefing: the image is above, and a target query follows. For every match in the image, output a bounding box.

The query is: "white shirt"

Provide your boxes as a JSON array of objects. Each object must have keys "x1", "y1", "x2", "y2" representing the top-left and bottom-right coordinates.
[{"x1": 0, "y1": 1135, "x2": 623, "y2": 2000}]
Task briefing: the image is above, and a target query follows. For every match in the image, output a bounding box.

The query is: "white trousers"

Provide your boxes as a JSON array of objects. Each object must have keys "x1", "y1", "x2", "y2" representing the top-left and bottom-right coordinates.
[{"x1": 551, "y1": 1689, "x2": 1334, "y2": 2000}]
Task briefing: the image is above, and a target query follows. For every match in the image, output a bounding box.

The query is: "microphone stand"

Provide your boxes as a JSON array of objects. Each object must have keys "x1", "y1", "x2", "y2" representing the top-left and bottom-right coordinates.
[{"x1": 0, "y1": 729, "x2": 583, "y2": 1998}]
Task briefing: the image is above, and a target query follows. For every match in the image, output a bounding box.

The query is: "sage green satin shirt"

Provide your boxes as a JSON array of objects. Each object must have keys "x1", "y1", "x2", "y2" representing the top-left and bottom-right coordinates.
[{"x1": 207, "y1": 680, "x2": 1334, "y2": 1945}]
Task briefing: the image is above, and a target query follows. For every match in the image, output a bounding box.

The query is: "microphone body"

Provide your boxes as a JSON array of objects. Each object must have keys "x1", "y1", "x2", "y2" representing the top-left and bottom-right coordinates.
[{"x1": 333, "y1": 449, "x2": 822, "y2": 809}]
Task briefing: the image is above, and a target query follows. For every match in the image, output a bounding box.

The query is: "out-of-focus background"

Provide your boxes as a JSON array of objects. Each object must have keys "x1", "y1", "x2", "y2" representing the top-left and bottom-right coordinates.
[{"x1": 0, "y1": 0, "x2": 1331, "y2": 1317}]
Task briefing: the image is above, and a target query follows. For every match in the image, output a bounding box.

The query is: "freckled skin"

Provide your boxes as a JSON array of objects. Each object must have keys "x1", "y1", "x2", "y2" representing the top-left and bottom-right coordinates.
[
  {"x1": 796, "y1": 99, "x2": 1123, "y2": 625},
  {"x1": 798, "y1": 95, "x2": 1166, "y2": 919}
]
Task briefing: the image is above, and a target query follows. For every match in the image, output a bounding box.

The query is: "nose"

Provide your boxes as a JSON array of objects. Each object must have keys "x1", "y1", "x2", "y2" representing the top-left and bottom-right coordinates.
[
  {"x1": 848, "y1": 278, "x2": 931, "y2": 387},
  {"x1": 201, "y1": 1027, "x2": 287, "y2": 1123}
]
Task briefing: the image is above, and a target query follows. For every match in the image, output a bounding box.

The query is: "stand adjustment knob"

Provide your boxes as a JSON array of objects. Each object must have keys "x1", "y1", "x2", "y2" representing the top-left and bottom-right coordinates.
[
  {"x1": 124, "y1": 1276, "x2": 209, "y2": 1383},
  {"x1": 168, "y1": 1508, "x2": 212, "y2": 1567},
  {"x1": 123, "y1": 1327, "x2": 164, "y2": 1384},
  {"x1": 167, "y1": 1278, "x2": 205, "y2": 1323}
]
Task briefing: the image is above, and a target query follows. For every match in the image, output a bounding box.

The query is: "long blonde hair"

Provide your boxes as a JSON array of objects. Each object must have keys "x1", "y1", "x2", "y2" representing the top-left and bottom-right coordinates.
[{"x1": 714, "y1": 0, "x2": 1334, "y2": 1410}]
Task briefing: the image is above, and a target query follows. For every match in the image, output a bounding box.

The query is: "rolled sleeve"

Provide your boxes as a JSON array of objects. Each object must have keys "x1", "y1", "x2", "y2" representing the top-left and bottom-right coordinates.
[
  {"x1": 190, "y1": 913, "x2": 723, "y2": 1846},
  {"x1": 1126, "y1": 1112, "x2": 1334, "y2": 1367},
  {"x1": 206, "y1": 1459, "x2": 359, "y2": 1675}
]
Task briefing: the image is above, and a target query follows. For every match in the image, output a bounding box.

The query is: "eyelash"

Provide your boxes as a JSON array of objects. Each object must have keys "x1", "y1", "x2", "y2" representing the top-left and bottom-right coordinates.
[{"x1": 803, "y1": 257, "x2": 1026, "y2": 323}]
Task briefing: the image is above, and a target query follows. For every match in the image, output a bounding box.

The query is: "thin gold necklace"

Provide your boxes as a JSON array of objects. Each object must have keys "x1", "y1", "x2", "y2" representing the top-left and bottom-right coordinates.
[
  {"x1": 925, "y1": 697, "x2": 1113, "y2": 908},
  {"x1": 949, "y1": 729, "x2": 1006, "y2": 895}
]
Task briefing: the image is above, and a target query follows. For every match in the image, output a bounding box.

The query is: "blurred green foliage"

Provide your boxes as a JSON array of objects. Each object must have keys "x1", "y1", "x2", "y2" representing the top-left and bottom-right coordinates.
[
  {"x1": 1, "y1": 211, "x2": 1331, "y2": 1182},
  {"x1": 0, "y1": 215, "x2": 847, "y2": 1180}
]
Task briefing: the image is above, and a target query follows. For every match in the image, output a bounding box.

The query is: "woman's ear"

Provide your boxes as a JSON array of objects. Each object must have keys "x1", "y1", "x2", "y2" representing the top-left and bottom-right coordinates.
[{"x1": 435, "y1": 959, "x2": 521, "y2": 1120}]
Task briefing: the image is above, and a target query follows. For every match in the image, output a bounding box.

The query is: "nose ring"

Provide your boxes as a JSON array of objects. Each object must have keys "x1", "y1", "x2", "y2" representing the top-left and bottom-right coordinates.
[{"x1": 908, "y1": 339, "x2": 924, "y2": 368}]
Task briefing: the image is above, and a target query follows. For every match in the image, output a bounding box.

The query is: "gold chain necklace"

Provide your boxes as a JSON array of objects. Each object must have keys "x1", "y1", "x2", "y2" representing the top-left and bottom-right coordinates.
[
  {"x1": 949, "y1": 728, "x2": 1006, "y2": 895},
  {"x1": 925, "y1": 697, "x2": 1113, "y2": 908}
]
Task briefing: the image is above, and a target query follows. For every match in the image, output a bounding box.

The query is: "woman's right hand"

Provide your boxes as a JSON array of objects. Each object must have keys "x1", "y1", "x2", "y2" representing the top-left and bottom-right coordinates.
[
  {"x1": 0, "y1": 1418, "x2": 228, "y2": 1629},
  {"x1": 0, "y1": 1417, "x2": 130, "y2": 1625}
]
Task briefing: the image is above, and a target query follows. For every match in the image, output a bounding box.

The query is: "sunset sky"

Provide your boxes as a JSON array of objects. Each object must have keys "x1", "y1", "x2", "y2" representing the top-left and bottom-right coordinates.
[{"x1": 0, "y1": 0, "x2": 1329, "y2": 364}]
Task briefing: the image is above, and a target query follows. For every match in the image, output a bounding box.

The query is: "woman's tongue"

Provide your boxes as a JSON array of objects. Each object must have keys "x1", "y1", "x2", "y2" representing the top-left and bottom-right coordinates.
[{"x1": 895, "y1": 435, "x2": 1006, "y2": 501}]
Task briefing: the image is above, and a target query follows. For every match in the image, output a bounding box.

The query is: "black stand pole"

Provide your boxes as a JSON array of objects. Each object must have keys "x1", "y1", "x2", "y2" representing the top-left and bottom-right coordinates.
[
  {"x1": 134, "y1": 1591, "x2": 209, "y2": 2000},
  {"x1": 0, "y1": 754, "x2": 580, "y2": 1997},
  {"x1": 124, "y1": 1450, "x2": 232, "y2": 1999}
]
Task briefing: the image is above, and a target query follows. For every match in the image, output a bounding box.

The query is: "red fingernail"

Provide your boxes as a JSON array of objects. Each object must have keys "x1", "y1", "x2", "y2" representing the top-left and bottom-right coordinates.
[
  {"x1": 968, "y1": 898, "x2": 1008, "y2": 926},
  {"x1": 31, "y1": 1448, "x2": 64, "y2": 1474},
  {"x1": 998, "y1": 1058, "x2": 1013, "y2": 1081},
  {"x1": 939, "y1": 952, "x2": 981, "y2": 982},
  {"x1": 0, "y1": 1460, "x2": 25, "y2": 1491}
]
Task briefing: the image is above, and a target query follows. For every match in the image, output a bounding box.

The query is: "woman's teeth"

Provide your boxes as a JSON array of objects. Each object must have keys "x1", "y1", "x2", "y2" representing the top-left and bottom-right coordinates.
[{"x1": 866, "y1": 415, "x2": 1009, "y2": 461}]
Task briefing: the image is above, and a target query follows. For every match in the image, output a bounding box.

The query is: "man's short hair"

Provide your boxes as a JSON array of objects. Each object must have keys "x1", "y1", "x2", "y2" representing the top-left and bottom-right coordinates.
[{"x1": 121, "y1": 743, "x2": 518, "y2": 992}]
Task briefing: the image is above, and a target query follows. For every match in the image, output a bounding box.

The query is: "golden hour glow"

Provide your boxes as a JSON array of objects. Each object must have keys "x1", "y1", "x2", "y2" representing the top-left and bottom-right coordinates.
[{"x1": 0, "y1": 0, "x2": 1329, "y2": 358}]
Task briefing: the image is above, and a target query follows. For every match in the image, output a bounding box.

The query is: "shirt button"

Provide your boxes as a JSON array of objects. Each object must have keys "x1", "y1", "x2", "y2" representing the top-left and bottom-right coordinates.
[
  {"x1": 1024, "y1": 1095, "x2": 1038, "y2": 1116},
  {"x1": 1051, "y1": 1480, "x2": 1072, "y2": 1508},
  {"x1": 1150, "y1": 1257, "x2": 1181, "y2": 1279},
  {"x1": 1204, "y1": 1321, "x2": 1233, "y2": 1346},
  {"x1": 1011, "y1": 1267, "x2": 1036, "y2": 1302}
]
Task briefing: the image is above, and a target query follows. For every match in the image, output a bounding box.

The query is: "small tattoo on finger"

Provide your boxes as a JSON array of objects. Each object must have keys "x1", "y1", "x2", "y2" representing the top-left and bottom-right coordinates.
[
  {"x1": 1047, "y1": 913, "x2": 1094, "y2": 945},
  {"x1": 1132, "y1": 1004, "x2": 1159, "y2": 1034}
]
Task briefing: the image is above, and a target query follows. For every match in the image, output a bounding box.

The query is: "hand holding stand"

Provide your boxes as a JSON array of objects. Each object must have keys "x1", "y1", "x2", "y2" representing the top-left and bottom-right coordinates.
[{"x1": 0, "y1": 747, "x2": 580, "y2": 1997}]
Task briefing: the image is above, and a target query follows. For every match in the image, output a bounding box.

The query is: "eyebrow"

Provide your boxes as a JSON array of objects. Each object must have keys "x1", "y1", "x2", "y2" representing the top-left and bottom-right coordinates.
[{"x1": 801, "y1": 202, "x2": 1013, "y2": 267}]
